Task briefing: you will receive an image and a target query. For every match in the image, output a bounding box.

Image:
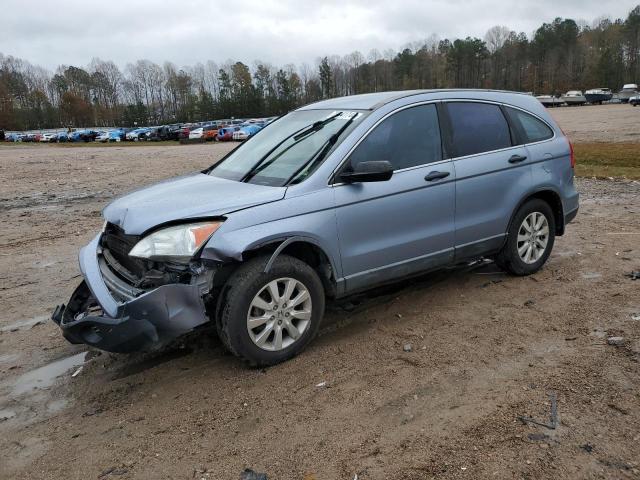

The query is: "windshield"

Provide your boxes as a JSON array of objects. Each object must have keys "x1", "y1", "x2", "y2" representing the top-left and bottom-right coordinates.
[{"x1": 208, "y1": 109, "x2": 368, "y2": 187}]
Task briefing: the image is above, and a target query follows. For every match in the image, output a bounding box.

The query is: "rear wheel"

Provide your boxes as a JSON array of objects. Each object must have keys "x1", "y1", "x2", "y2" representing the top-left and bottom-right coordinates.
[
  {"x1": 496, "y1": 199, "x2": 556, "y2": 276},
  {"x1": 216, "y1": 254, "x2": 325, "y2": 366}
]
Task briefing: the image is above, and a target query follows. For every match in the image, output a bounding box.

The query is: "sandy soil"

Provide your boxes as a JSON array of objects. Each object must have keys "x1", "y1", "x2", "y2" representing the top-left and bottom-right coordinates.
[
  {"x1": 0, "y1": 109, "x2": 639, "y2": 480},
  {"x1": 549, "y1": 103, "x2": 640, "y2": 143}
]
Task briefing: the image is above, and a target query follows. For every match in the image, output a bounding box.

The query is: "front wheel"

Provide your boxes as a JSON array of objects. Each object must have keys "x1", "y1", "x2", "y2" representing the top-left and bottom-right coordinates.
[
  {"x1": 496, "y1": 199, "x2": 556, "y2": 276},
  {"x1": 216, "y1": 254, "x2": 325, "y2": 366}
]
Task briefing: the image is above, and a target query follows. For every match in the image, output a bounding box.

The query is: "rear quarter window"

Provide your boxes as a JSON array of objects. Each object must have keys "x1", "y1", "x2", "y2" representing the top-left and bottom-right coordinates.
[
  {"x1": 505, "y1": 107, "x2": 554, "y2": 144},
  {"x1": 446, "y1": 102, "x2": 512, "y2": 157}
]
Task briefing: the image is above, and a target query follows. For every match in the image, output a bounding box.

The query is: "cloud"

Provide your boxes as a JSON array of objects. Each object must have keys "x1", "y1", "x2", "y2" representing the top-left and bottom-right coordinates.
[{"x1": 1, "y1": 0, "x2": 637, "y2": 71}]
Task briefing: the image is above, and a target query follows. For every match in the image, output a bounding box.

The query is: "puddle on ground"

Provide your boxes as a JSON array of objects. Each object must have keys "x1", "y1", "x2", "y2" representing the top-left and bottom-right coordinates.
[
  {"x1": 0, "y1": 354, "x2": 85, "y2": 432},
  {"x1": 0, "y1": 315, "x2": 49, "y2": 332},
  {"x1": 11, "y1": 352, "x2": 87, "y2": 397},
  {"x1": 0, "y1": 409, "x2": 17, "y2": 421},
  {"x1": 0, "y1": 353, "x2": 20, "y2": 365}
]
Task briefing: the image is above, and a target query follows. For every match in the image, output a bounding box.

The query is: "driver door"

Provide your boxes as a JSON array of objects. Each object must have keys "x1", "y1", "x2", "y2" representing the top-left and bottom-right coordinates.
[{"x1": 333, "y1": 103, "x2": 456, "y2": 293}]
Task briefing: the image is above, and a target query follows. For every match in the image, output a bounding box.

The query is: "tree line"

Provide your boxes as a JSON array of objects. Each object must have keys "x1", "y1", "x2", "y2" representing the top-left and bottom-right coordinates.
[{"x1": 1, "y1": 6, "x2": 640, "y2": 131}]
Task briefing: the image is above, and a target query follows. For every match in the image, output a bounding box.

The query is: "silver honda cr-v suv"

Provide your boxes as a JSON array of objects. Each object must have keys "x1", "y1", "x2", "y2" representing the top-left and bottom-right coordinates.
[{"x1": 53, "y1": 89, "x2": 579, "y2": 366}]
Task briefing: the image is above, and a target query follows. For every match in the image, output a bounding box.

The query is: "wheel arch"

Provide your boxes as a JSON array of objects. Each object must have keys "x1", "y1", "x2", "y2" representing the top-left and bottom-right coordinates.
[
  {"x1": 242, "y1": 237, "x2": 338, "y2": 298},
  {"x1": 508, "y1": 188, "x2": 565, "y2": 237}
]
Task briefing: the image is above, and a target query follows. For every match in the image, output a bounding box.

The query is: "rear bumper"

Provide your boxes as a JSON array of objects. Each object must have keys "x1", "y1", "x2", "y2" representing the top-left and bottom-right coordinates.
[
  {"x1": 564, "y1": 205, "x2": 579, "y2": 225},
  {"x1": 51, "y1": 234, "x2": 210, "y2": 353}
]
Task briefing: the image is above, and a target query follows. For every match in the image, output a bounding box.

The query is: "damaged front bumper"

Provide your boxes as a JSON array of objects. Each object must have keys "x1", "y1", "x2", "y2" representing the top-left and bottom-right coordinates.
[{"x1": 51, "y1": 234, "x2": 211, "y2": 353}]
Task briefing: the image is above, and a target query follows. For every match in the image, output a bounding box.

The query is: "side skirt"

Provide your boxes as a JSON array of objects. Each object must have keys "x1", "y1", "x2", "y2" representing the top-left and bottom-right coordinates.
[{"x1": 453, "y1": 234, "x2": 507, "y2": 263}]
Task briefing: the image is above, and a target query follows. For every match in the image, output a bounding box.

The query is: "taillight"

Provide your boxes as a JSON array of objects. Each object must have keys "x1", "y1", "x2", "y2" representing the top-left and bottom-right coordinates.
[
  {"x1": 559, "y1": 127, "x2": 575, "y2": 169},
  {"x1": 568, "y1": 139, "x2": 575, "y2": 169}
]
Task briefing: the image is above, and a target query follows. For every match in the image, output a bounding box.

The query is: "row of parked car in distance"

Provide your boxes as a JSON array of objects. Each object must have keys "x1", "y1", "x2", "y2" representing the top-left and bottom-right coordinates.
[
  {"x1": 5, "y1": 130, "x2": 101, "y2": 143},
  {"x1": 3, "y1": 117, "x2": 277, "y2": 144}
]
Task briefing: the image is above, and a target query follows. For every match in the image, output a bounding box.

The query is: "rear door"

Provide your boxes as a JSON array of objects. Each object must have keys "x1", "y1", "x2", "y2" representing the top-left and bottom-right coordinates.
[
  {"x1": 444, "y1": 101, "x2": 532, "y2": 260},
  {"x1": 333, "y1": 103, "x2": 456, "y2": 293}
]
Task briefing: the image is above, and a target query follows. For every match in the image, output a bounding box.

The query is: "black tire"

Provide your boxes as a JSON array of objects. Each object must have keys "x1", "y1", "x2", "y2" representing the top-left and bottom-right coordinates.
[
  {"x1": 496, "y1": 199, "x2": 556, "y2": 276},
  {"x1": 216, "y1": 254, "x2": 325, "y2": 367}
]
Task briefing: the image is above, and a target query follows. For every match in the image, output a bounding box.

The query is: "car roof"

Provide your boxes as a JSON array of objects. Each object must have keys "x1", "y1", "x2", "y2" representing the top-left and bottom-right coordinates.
[{"x1": 297, "y1": 89, "x2": 533, "y2": 111}]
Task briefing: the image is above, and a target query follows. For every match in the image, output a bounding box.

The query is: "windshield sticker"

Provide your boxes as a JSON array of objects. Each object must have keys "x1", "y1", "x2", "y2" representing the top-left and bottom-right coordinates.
[{"x1": 332, "y1": 111, "x2": 360, "y2": 120}]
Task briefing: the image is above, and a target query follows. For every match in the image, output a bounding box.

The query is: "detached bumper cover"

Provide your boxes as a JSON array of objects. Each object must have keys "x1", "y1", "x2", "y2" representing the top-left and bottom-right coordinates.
[{"x1": 51, "y1": 234, "x2": 210, "y2": 353}]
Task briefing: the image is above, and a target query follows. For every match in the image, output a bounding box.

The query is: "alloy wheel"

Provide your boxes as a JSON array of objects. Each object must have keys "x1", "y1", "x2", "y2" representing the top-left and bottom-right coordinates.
[
  {"x1": 517, "y1": 212, "x2": 549, "y2": 264},
  {"x1": 246, "y1": 277, "x2": 312, "y2": 351}
]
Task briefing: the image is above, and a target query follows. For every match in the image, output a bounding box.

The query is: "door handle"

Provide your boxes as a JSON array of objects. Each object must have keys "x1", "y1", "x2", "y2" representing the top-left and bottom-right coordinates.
[
  {"x1": 424, "y1": 171, "x2": 450, "y2": 182},
  {"x1": 508, "y1": 154, "x2": 527, "y2": 164}
]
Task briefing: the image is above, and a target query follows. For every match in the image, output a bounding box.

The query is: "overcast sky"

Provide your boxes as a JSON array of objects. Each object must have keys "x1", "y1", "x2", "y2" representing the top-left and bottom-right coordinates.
[{"x1": 2, "y1": 0, "x2": 638, "y2": 71}]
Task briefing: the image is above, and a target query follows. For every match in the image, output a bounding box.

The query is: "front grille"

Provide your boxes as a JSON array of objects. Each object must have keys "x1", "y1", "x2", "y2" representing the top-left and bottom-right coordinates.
[
  {"x1": 101, "y1": 223, "x2": 147, "y2": 279},
  {"x1": 98, "y1": 256, "x2": 144, "y2": 302}
]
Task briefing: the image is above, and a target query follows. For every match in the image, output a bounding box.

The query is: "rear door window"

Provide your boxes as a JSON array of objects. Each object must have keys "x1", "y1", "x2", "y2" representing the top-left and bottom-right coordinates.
[
  {"x1": 347, "y1": 104, "x2": 443, "y2": 171},
  {"x1": 505, "y1": 107, "x2": 554, "y2": 144},
  {"x1": 446, "y1": 102, "x2": 512, "y2": 157}
]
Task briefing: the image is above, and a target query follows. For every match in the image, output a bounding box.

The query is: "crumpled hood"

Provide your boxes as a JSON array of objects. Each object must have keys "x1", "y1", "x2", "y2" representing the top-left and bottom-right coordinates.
[{"x1": 103, "y1": 173, "x2": 286, "y2": 234}]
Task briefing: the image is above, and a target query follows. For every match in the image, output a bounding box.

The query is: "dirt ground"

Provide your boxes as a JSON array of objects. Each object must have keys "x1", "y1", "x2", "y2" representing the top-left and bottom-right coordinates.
[
  {"x1": 1, "y1": 106, "x2": 639, "y2": 480},
  {"x1": 548, "y1": 103, "x2": 640, "y2": 143}
]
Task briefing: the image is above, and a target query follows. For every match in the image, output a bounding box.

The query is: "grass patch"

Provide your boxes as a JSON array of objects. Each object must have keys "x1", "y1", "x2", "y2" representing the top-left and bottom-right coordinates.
[{"x1": 574, "y1": 142, "x2": 640, "y2": 180}]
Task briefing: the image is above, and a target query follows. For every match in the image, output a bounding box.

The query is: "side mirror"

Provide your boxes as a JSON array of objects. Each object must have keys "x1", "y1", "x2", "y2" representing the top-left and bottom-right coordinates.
[{"x1": 340, "y1": 160, "x2": 394, "y2": 183}]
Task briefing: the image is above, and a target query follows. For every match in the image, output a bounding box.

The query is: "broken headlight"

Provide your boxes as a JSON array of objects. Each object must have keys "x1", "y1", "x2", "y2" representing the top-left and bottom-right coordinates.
[{"x1": 129, "y1": 221, "x2": 222, "y2": 261}]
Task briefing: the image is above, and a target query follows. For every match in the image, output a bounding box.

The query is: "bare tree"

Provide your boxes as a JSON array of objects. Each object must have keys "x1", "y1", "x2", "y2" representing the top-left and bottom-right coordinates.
[
  {"x1": 1, "y1": 5, "x2": 639, "y2": 130},
  {"x1": 484, "y1": 25, "x2": 511, "y2": 53}
]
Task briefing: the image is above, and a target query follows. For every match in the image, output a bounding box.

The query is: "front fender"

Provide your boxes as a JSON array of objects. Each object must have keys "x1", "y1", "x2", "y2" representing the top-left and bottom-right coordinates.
[
  {"x1": 198, "y1": 189, "x2": 343, "y2": 281},
  {"x1": 201, "y1": 230, "x2": 341, "y2": 278}
]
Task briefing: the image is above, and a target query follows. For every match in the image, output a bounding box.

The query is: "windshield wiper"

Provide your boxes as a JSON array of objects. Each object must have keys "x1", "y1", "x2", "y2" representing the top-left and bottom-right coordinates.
[
  {"x1": 291, "y1": 112, "x2": 343, "y2": 141},
  {"x1": 285, "y1": 113, "x2": 359, "y2": 186},
  {"x1": 241, "y1": 112, "x2": 343, "y2": 183},
  {"x1": 205, "y1": 114, "x2": 283, "y2": 175}
]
